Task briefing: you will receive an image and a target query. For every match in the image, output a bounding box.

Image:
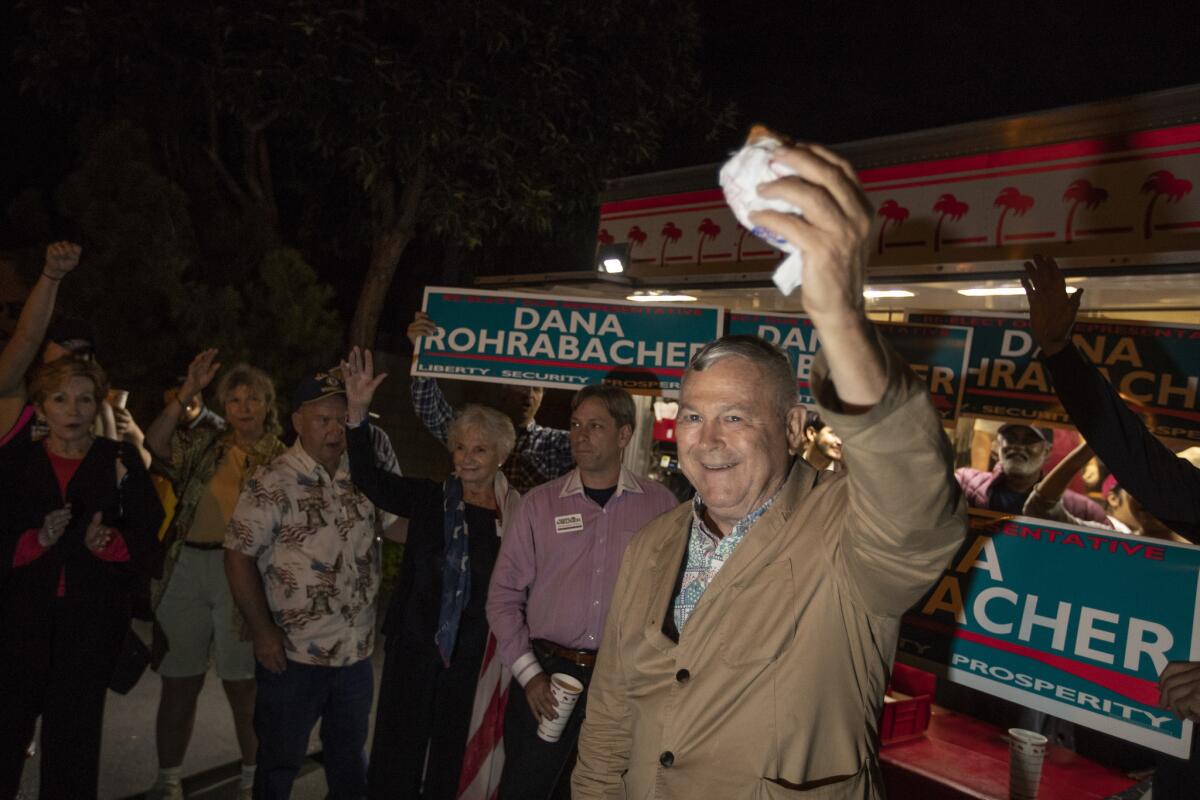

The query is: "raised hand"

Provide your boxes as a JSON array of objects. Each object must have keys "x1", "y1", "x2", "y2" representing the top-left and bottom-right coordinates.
[
  {"x1": 749, "y1": 143, "x2": 872, "y2": 323},
  {"x1": 43, "y1": 241, "x2": 82, "y2": 281},
  {"x1": 38, "y1": 506, "x2": 72, "y2": 548},
  {"x1": 341, "y1": 346, "x2": 388, "y2": 425},
  {"x1": 748, "y1": 142, "x2": 884, "y2": 407},
  {"x1": 1021, "y1": 254, "x2": 1083, "y2": 357},
  {"x1": 180, "y1": 349, "x2": 221, "y2": 404},
  {"x1": 406, "y1": 311, "x2": 438, "y2": 349}
]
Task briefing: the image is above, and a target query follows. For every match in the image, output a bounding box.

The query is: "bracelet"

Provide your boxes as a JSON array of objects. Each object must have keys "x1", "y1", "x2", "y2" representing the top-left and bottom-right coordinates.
[{"x1": 41, "y1": 270, "x2": 62, "y2": 282}]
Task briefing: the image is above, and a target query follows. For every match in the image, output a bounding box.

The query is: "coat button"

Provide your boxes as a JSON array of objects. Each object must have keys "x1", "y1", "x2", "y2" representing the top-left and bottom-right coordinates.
[
  {"x1": 675, "y1": 669, "x2": 690, "y2": 683},
  {"x1": 659, "y1": 751, "x2": 675, "y2": 768}
]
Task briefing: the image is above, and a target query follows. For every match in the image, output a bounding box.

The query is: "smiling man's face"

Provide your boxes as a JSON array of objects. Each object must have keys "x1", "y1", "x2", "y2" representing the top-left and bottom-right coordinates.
[{"x1": 676, "y1": 356, "x2": 792, "y2": 535}]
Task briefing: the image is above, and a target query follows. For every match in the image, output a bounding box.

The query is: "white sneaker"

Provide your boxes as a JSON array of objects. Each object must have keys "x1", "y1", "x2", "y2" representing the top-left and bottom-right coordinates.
[{"x1": 148, "y1": 781, "x2": 184, "y2": 800}]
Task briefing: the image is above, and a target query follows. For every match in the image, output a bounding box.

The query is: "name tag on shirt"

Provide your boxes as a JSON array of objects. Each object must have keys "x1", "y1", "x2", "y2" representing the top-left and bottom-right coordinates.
[{"x1": 554, "y1": 513, "x2": 585, "y2": 534}]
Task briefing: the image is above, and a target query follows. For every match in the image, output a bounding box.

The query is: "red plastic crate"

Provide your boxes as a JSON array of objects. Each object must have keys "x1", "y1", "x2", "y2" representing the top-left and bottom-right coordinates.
[{"x1": 881, "y1": 663, "x2": 934, "y2": 744}]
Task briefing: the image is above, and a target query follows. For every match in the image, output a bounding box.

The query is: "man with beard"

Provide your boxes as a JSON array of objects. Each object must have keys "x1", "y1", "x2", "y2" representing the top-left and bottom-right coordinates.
[
  {"x1": 801, "y1": 411, "x2": 843, "y2": 471},
  {"x1": 955, "y1": 423, "x2": 1105, "y2": 523}
]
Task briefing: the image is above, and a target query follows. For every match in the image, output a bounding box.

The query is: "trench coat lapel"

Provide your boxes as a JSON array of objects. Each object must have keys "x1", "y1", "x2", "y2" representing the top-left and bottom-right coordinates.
[
  {"x1": 683, "y1": 459, "x2": 819, "y2": 618},
  {"x1": 640, "y1": 512, "x2": 690, "y2": 654}
]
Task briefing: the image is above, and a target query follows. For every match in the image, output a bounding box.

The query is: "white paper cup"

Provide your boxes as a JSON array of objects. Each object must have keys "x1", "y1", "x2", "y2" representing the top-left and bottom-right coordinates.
[
  {"x1": 1007, "y1": 728, "x2": 1047, "y2": 800},
  {"x1": 109, "y1": 389, "x2": 129, "y2": 409},
  {"x1": 537, "y1": 673, "x2": 584, "y2": 743}
]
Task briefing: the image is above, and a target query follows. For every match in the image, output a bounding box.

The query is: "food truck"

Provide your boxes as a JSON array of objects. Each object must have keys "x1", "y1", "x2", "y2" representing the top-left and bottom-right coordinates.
[{"x1": 407, "y1": 84, "x2": 1200, "y2": 798}]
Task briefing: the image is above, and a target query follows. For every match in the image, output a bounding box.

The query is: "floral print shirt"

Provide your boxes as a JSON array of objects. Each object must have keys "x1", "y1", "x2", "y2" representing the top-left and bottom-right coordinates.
[
  {"x1": 226, "y1": 441, "x2": 380, "y2": 667},
  {"x1": 673, "y1": 493, "x2": 777, "y2": 633}
]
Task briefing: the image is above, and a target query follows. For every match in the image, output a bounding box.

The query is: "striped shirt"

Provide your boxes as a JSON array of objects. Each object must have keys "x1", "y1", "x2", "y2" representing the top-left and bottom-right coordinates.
[{"x1": 487, "y1": 466, "x2": 678, "y2": 686}]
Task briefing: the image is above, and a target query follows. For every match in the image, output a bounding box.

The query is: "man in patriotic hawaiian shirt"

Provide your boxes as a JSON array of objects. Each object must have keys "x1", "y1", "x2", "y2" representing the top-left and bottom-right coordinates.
[{"x1": 225, "y1": 369, "x2": 380, "y2": 800}]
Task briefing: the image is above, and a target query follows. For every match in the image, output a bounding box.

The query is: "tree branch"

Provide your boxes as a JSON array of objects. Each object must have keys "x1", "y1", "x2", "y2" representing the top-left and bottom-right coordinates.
[{"x1": 204, "y1": 82, "x2": 250, "y2": 207}]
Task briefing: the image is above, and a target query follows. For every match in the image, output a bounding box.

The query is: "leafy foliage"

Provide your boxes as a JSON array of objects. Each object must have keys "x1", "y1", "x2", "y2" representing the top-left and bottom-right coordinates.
[
  {"x1": 47, "y1": 119, "x2": 341, "y2": 417},
  {"x1": 178, "y1": 248, "x2": 343, "y2": 397},
  {"x1": 14, "y1": 0, "x2": 725, "y2": 347},
  {"x1": 52, "y1": 121, "x2": 192, "y2": 397}
]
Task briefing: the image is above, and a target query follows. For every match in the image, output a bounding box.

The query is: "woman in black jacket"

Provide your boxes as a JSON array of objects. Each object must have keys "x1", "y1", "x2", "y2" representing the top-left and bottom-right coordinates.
[
  {"x1": 342, "y1": 348, "x2": 520, "y2": 800},
  {"x1": 0, "y1": 356, "x2": 163, "y2": 800}
]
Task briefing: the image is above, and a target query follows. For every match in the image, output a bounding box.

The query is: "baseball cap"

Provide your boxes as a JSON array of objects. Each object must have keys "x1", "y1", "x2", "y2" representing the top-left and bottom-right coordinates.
[
  {"x1": 997, "y1": 423, "x2": 1052, "y2": 443},
  {"x1": 291, "y1": 369, "x2": 345, "y2": 409}
]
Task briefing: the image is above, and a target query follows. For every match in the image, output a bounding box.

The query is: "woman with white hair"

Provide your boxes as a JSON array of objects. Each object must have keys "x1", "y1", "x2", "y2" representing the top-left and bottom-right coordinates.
[{"x1": 342, "y1": 347, "x2": 520, "y2": 800}]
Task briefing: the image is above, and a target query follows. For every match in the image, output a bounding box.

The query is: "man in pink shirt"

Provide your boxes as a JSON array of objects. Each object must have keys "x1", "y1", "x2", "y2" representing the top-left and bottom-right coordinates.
[{"x1": 486, "y1": 383, "x2": 677, "y2": 799}]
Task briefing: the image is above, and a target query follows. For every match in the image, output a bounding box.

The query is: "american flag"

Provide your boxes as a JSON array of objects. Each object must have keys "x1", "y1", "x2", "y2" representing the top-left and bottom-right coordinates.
[{"x1": 456, "y1": 632, "x2": 510, "y2": 800}]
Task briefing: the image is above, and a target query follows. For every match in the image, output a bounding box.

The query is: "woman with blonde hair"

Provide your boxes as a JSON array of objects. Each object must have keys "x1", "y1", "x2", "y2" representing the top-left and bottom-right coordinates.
[{"x1": 143, "y1": 349, "x2": 286, "y2": 800}]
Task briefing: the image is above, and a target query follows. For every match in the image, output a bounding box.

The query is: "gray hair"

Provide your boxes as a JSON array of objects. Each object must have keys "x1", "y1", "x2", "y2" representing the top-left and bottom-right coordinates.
[
  {"x1": 448, "y1": 404, "x2": 517, "y2": 464},
  {"x1": 572, "y1": 384, "x2": 636, "y2": 431},
  {"x1": 216, "y1": 363, "x2": 281, "y2": 436},
  {"x1": 683, "y1": 335, "x2": 798, "y2": 420}
]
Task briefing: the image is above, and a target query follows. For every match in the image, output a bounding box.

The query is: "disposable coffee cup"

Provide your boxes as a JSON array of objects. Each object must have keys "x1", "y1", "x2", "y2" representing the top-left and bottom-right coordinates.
[
  {"x1": 109, "y1": 389, "x2": 129, "y2": 409},
  {"x1": 1007, "y1": 727, "x2": 1047, "y2": 800},
  {"x1": 537, "y1": 673, "x2": 584, "y2": 743}
]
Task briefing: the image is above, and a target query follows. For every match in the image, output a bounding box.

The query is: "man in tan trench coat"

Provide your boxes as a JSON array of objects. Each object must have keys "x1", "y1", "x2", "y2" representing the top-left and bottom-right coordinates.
[{"x1": 572, "y1": 142, "x2": 967, "y2": 799}]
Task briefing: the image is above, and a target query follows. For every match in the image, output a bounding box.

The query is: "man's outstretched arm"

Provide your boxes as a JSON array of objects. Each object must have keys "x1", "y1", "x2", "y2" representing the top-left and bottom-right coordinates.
[{"x1": 1023, "y1": 255, "x2": 1200, "y2": 540}]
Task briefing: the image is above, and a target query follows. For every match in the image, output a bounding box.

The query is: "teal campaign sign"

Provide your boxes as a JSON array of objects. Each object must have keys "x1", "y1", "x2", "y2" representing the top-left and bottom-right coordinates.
[
  {"x1": 899, "y1": 511, "x2": 1200, "y2": 757},
  {"x1": 727, "y1": 312, "x2": 972, "y2": 421},
  {"x1": 414, "y1": 288, "x2": 725, "y2": 395},
  {"x1": 908, "y1": 312, "x2": 1200, "y2": 444}
]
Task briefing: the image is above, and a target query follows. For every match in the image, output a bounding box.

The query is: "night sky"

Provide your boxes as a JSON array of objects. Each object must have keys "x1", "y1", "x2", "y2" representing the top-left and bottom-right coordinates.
[
  {"x1": 683, "y1": 3, "x2": 1200, "y2": 164},
  {"x1": 4, "y1": 3, "x2": 1200, "y2": 314}
]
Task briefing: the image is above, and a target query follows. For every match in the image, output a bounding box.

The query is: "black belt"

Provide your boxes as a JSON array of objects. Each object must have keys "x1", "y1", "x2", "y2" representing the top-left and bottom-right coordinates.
[
  {"x1": 534, "y1": 638, "x2": 597, "y2": 669},
  {"x1": 183, "y1": 541, "x2": 224, "y2": 551}
]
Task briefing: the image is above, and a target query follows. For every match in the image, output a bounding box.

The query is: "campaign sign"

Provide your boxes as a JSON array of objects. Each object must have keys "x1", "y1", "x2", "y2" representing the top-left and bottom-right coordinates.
[
  {"x1": 727, "y1": 312, "x2": 972, "y2": 420},
  {"x1": 898, "y1": 511, "x2": 1200, "y2": 757},
  {"x1": 727, "y1": 312, "x2": 821, "y2": 405},
  {"x1": 908, "y1": 312, "x2": 1200, "y2": 443},
  {"x1": 414, "y1": 288, "x2": 725, "y2": 395}
]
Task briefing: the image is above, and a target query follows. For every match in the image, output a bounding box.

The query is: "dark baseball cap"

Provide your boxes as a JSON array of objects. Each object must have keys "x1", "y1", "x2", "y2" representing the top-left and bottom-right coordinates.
[
  {"x1": 997, "y1": 423, "x2": 1052, "y2": 443},
  {"x1": 291, "y1": 369, "x2": 345, "y2": 409}
]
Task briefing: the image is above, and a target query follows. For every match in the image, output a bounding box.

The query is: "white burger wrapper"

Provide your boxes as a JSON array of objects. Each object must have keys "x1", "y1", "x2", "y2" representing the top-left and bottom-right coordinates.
[{"x1": 718, "y1": 131, "x2": 804, "y2": 295}]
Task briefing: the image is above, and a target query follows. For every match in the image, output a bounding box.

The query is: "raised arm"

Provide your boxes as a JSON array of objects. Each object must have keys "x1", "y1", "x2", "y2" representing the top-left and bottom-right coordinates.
[
  {"x1": 752, "y1": 143, "x2": 962, "y2": 615},
  {"x1": 343, "y1": 347, "x2": 433, "y2": 517},
  {"x1": 752, "y1": 144, "x2": 885, "y2": 409},
  {"x1": 408, "y1": 311, "x2": 455, "y2": 443},
  {"x1": 1022, "y1": 440, "x2": 1110, "y2": 527},
  {"x1": 144, "y1": 349, "x2": 221, "y2": 462},
  {"x1": 0, "y1": 242, "x2": 81, "y2": 432},
  {"x1": 1023, "y1": 255, "x2": 1200, "y2": 540}
]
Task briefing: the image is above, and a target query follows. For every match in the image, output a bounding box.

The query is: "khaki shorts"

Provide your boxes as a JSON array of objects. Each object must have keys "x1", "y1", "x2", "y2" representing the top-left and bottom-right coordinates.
[{"x1": 155, "y1": 545, "x2": 255, "y2": 680}]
